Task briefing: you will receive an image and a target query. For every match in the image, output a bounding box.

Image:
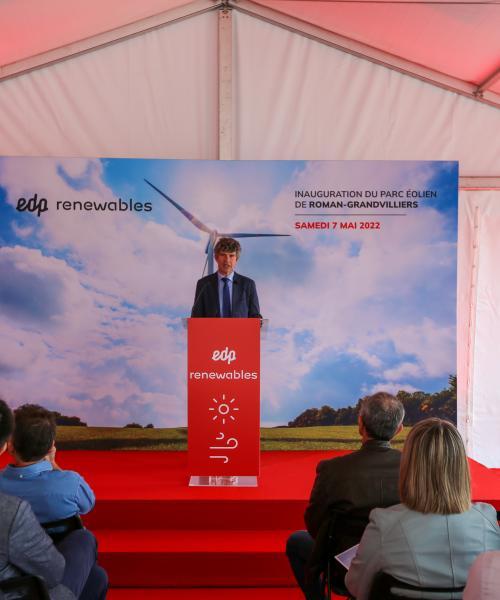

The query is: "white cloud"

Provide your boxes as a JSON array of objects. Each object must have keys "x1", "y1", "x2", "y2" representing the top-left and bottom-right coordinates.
[
  {"x1": 390, "y1": 320, "x2": 456, "y2": 378},
  {"x1": 383, "y1": 362, "x2": 423, "y2": 380},
  {"x1": 347, "y1": 347, "x2": 383, "y2": 369},
  {"x1": 0, "y1": 245, "x2": 187, "y2": 426},
  {"x1": 364, "y1": 382, "x2": 420, "y2": 396}
]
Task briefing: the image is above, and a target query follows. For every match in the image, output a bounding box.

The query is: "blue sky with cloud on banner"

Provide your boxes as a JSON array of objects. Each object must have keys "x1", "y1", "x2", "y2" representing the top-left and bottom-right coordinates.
[{"x1": 0, "y1": 158, "x2": 457, "y2": 426}]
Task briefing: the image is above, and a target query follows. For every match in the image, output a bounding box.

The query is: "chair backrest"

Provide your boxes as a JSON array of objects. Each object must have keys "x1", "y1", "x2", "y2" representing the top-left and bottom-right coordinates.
[
  {"x1": 313, "y1": 508, "x2": 370, "y2": 597},
  {"x1": 41, "y1": 513, "x2": 84, "y2": 543},
  {"x1": 369, "y1": 572, "x2": 465, "y2": 600},
  {"x1": 0, "y1": 574, "x2": 50, "y2": 600}
]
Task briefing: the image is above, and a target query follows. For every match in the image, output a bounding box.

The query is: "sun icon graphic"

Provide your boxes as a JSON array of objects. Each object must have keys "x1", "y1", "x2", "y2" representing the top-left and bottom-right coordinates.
[{"x1": 209, "y1": 394, "x2": 239, "y2": 424}]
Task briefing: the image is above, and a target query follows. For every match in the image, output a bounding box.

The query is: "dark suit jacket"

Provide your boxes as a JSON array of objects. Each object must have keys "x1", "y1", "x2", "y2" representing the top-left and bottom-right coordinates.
[
  {"x1": 0, "y1": 492, "x2": 74, "y2": 599},
  {"x1": 191, "y1": 272, "x2": 261, "y2": 318},
  {"x1": 305, "y1": 439, "x2": 401, "y2": 577}
]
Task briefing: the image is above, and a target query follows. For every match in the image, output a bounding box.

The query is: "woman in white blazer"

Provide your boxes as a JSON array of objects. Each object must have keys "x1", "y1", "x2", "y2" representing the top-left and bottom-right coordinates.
[{"x1": 345, "y1": 418, "x2": 500, "y2": 600}]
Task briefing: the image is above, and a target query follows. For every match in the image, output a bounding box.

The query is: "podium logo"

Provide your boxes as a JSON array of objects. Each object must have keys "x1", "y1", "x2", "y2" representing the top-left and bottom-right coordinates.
[
  {"x1": 212, "y1": 347, "x2": 237, "y2": 365},
  {"x1": 16, "y1": 194, "x2": 48, "y2": 217}
]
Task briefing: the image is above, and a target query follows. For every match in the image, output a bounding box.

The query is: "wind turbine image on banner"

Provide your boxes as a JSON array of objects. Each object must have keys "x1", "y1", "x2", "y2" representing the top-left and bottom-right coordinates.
[{"x1": 144, "y1": 179, "x2": 290, "y2": 275}]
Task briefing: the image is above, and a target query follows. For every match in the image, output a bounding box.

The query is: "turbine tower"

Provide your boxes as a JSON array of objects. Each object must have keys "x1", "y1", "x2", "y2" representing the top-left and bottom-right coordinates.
[{"x1": 144, "y1": 179, "x2": 290, "y2": 275}]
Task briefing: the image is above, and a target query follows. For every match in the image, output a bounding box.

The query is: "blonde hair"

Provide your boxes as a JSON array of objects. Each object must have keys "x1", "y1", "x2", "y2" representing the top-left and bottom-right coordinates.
[{"x1": 400, "y1": 418, "x2": 471, "y2": 514}]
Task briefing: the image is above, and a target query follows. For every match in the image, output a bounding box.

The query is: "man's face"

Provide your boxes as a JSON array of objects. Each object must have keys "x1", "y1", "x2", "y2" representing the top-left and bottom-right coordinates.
[{"x1": 215, "y1": 251, "x2": 238, "y2": 276}]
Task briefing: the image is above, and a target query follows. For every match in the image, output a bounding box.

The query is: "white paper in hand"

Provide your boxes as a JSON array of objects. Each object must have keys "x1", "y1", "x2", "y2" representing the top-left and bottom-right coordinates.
[{"x1": 334, "y1": 543, "x2": 359, "y2": 570}]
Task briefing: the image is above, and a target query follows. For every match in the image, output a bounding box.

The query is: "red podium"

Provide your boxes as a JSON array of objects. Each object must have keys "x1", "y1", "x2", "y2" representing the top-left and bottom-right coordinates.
[{"x1": 187, "y1": 318, "x2": 261, "y2": 486}]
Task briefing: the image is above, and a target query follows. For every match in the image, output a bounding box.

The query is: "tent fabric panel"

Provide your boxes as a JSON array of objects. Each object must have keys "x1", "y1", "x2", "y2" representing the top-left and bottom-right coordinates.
[
  {"x1": 234, "y1": 12, "x2": 500, "y2": 175},
  {"x1": 0, "y1": 11, "x2": 218, "y2": 159},
  {"x1": 1, "y1": 0, "x2": 499, "y2": 97},
  {"x1": 459, "y1": 191, "x2": 500, "y2": 468},
  {"x1": 0, "y1": 0, "x2": 196, "y2": 67},
  {"x1": 252, "y1": 0, "x2": 500, "y2": 85}
]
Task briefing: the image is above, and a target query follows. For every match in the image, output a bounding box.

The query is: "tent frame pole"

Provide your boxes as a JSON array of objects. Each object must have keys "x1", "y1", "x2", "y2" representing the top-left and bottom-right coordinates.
[
  {"x1": 463, "y1": 206, "x2": 481, "y2": 456},
  {"x1": 475, "y1": 65, "x2": 500, "y2": 97},
  {"x1": 218, "y1": 2, "x2": 233, "y2": 160}
]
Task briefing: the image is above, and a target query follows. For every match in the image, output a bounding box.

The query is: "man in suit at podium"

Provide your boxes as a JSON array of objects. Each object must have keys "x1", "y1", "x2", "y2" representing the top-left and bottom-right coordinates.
[{"x1": 191, "y1": 237, "x2": 261, "y2": 318}]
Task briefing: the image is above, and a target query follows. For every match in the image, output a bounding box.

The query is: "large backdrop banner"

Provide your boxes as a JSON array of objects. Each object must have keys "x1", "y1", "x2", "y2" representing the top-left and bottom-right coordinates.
[{"x1": 0, "y1": 159, "x2": 457, "y2": 428}]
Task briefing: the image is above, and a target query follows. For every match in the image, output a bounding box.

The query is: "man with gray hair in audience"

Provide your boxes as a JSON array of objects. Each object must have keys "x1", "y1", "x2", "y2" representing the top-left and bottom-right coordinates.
[{"x1": 286, "y1": 391, "x2": 405, "y2": 600}]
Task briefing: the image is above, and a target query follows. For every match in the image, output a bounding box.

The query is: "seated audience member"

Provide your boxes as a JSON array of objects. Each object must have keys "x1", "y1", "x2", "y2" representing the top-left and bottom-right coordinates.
[
  {"x1": 346, "y1": 418, "x2": 500, "y2": 600},
  {"x1": 0, "y1": 404, "x2": 95, "y2": 524},
  {"x1": 463, "y1": 551, "x2": 500, "y2": 600},
  {"x1": 0, "y1": 400, "x2": 107, "y2": 600},
  {"x1": 286, "y1": 392, "x2": 404, "y2": 599}
]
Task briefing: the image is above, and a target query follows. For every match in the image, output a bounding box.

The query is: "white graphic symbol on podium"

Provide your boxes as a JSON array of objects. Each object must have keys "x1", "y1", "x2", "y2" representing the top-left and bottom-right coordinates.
[{"x1": 209, "y1": 394, "x2": 239, "y2": 425}]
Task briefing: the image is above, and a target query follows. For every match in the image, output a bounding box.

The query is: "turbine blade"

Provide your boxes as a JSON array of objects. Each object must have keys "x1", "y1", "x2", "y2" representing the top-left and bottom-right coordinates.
[
  {"x1": 220, "y1": 233, "x2": 291, "y2": 238},
  {"x1": 144, "y1": 179, "x2": 213, "y2": 234}
]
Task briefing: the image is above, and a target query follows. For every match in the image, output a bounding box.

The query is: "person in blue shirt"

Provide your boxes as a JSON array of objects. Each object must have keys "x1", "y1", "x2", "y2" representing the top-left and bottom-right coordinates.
[
  {"x1": 0, "y1": 399, "x2": 107, "y2": 599},
  {"x1": 0, "y1": 404, "x2": 95, "y2": 524}
]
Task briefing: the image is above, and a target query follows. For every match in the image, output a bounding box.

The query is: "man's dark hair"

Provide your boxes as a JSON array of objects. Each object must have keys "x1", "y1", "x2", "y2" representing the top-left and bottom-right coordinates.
[
  {"x1": 214, "y1": 237, "x2": 241, "y2": 258},
  {"x1": 359, "y1": 392, "x2": 404, "y2": 441},
  {"x1": 13, "y1": 404, "x2": 56, "y2": 462},
  {"x1": 0, "y1": 398, "x2": 14, "y2": 446}
]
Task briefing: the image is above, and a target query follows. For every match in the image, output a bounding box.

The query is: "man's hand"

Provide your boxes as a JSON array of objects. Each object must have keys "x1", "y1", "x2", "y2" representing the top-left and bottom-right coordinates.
[{"x1": 46, "y1": 444, "x2": 61, "y2": 471}]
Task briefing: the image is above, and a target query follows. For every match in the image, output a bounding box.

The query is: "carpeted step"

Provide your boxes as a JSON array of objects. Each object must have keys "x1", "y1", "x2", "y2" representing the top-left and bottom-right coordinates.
[
  {"x1": 85, "y1": 498, "x2": 306, "y2": 531},
  {"x1": 107, "y1": 588, "x2": 348, "y2": 599},
  {"x1": 96, "y1": 529, "x2": 295, "y2": 587},
  {"x1": 107, "y1": 588, "x2": 304, "y2": 599}
]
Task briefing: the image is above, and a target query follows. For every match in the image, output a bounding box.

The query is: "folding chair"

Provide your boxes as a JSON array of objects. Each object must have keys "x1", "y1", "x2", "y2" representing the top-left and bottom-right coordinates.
[
  {"x1": 0, "y1": 574, "x2": 50, "y2": 600},
  {"x1": 368, "y1": 572, "x2": 464, "y2": 600},
  {"x1": 41, "y1": 514, "x2": 84, "y2": 543}
]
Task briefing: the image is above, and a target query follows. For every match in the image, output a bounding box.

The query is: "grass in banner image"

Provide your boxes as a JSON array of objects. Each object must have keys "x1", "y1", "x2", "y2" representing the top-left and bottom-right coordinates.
[{"x1": 0, "y1": 158, "x2": 458, "y2": 450}]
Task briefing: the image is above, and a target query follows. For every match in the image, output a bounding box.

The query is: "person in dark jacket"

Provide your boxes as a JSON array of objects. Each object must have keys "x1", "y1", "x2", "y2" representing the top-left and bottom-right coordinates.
[
  {"x1": 286, "y1": 391, "x2": 404, "y2": 600},
  {"x1": 191, "y1": 237, "x2": 261, "y2": 318}
]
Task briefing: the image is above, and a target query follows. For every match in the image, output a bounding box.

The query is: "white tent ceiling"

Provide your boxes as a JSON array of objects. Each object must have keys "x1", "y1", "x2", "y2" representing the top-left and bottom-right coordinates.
[
  {"x1": 1, "y1": 0, "x2": 500, "y2": 464},
  {"x1": 1, "y1": 0, "x2": 499, "y2": 174},
  {"x1": 252, "y1": 0, "x2": 500, "y2": 97},
  {"x1": 1, "y1": 0, "x2": 499, "y2": 102}
]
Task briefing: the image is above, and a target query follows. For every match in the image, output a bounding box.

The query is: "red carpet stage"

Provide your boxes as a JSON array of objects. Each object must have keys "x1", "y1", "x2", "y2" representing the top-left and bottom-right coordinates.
[{"x1": 2, "y1": 451, "x2": 500, "y2": 599}]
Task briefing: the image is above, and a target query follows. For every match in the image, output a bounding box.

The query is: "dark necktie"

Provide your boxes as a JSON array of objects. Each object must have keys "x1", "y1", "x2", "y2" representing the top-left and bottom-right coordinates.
[{"x1": 222, "y1": 277, "x2": 231, "y2": 318}]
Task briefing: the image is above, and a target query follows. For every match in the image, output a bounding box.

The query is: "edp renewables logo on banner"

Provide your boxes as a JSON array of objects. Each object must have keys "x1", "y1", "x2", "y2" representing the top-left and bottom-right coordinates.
[
  {"x1": 0, "y1": 158, "x2": 457, "y2": 430},
  {"x1": 16, "y1": 192, "x2": 152, "y2": 216}
]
